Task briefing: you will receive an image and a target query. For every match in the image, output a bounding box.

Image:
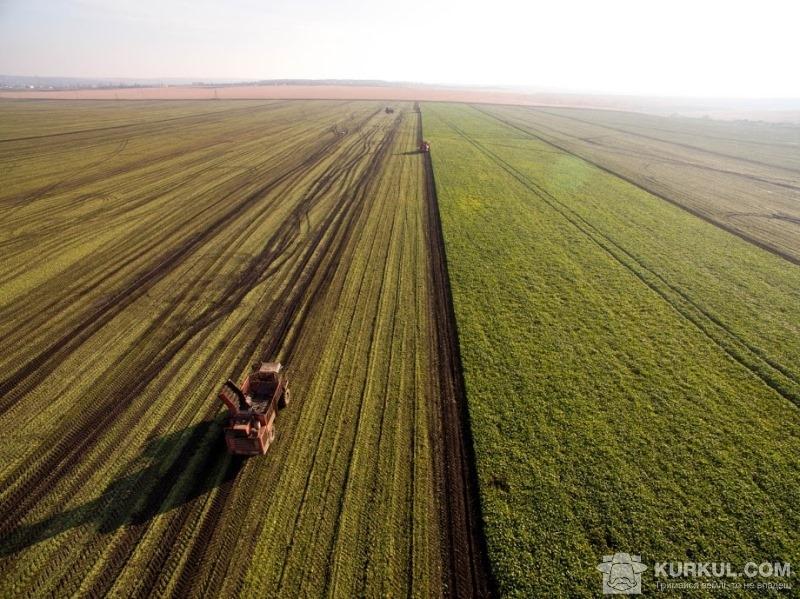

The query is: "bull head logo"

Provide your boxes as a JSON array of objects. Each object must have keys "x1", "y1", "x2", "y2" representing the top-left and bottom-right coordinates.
[{"x1": 597, "y1": 553, "x2": 648, "y2": 594}]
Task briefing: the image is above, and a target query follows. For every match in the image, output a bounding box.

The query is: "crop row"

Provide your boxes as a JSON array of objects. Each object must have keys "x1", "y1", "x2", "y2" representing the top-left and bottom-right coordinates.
[{"x1": 0, "y1": 100, "x2": 481, "y2": 597}]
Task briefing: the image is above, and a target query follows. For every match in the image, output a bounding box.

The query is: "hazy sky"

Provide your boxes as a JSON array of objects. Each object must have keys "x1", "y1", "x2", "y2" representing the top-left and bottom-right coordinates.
[{"x1": 1, "y1": 0, "x2": 798, "y2": 97}]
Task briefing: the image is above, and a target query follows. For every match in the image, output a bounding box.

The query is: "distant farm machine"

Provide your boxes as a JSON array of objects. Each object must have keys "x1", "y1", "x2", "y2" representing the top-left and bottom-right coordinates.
[
  {"x1": 385, "y1": 106, "x2": 395, "y2": 114},
  {"x1": 218, "y1": 362, "x2": 291, "y2": 455},
  {"x1": 419, "y1": 140, "x2": 431, "y2": 153}
]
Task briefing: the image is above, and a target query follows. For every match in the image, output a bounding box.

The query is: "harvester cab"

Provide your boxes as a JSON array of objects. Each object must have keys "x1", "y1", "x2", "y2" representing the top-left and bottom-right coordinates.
[
  {"x1": 218, "y1": 362, "x2": 291, "y2": 455},
  {"x1": 419, "y1": 140, "x2": 431, "y2": 153}
]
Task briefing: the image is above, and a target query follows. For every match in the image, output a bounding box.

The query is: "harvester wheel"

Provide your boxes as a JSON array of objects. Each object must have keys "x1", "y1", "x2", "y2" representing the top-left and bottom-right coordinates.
[
  {"x1": 268, "y1": 425, "x2": 275, "y2": 446},
  {"x1": 279, "y1": 388, "x2": 291, "y2": 409}
]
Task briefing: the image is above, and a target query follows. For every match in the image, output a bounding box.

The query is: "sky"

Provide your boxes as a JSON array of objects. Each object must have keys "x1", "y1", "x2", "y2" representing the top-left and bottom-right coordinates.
[{"x1": 1, "y1": 0, "x2": 799, "y2": 98}]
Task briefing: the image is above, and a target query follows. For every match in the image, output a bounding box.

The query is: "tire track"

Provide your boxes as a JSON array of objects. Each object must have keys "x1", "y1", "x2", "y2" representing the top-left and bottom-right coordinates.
[
  {"x1": 0, "y1": 116, "x2": 382, "y2": 592},
  {"x1": 267, "y1": 118, "x2": 405, "y2": 597},
  {"x1": 0, "y1": 114, "x2": 386, "y2": 531},
  {"x1": 88, "y1": 112, "x2": 401, "y2": 597},
  {"x1": 418, "y1": 104, "x2": 494, "y2": 598},
  {"x1": 0, "y1": 112, "x2": 374, "y2": 414},
  {"x1": 0, "y1": 101, "x2": 288, "y2": 144},
  {"x1": 0, "y1": 102, "x2": 478, "y2": 598},
  {"x1": 0, "y1": 103, "x2": 366, "y2": 314}
]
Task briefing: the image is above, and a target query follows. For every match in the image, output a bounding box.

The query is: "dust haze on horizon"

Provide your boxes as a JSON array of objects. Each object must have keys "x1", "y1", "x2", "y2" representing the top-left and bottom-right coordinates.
[{"x1": 1, "y1": 0, "x2": 799, "y2": 99}]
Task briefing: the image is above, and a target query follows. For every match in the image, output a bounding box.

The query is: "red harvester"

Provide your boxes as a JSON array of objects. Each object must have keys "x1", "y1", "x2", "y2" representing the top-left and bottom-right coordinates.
[
  {"x1": 218, "y1": 362, "x2": 291, "y2": 455},
  {"x1": 419, "y1": 140, "x2": 431, "y2": 153}
]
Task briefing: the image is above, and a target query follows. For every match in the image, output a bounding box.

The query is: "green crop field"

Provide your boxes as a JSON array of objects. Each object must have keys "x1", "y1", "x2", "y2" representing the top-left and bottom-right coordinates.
[
  {"x1": 424, "y1": 103, "x2": 800, "y2": 597},
  {"x1": 475, "y1": 104, "x2": 800, "y2": 264},
  {"x1": 2, "y1": 97, "x2": 798, "y2": 598},
  {"x1": 0, "y1": 100, "x2": 487, "y2": 597}
]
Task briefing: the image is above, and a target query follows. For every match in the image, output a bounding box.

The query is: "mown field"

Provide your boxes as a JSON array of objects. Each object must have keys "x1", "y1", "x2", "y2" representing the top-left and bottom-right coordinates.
[
  {"x1": 424, "y1": 103, "x2": 800, "y2": 596},
  {"x1": 475, "y1": 105, "x2": 800, "y2": 264},
  {"x1": 0, "y1": 100, "x2": 487, "y2": 597}
]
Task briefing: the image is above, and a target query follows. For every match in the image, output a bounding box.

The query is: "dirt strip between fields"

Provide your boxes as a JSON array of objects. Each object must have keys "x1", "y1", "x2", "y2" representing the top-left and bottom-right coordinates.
[{"x1": 418, "y1": 104, "x2": 495, "y2": 598}]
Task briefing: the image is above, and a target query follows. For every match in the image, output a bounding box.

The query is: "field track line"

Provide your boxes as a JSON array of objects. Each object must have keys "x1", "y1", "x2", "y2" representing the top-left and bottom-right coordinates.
[
  {"x1": 3, "y1": 103, "x2": 491, "y2": 597},
  {"x1": 87, "y1": 114, "x2": 393, "y2": 595},
  {"x1": 0, "y1": 101, "x2": 289, "y2": 144},
  {"x1": 355, "y1": 149, "x2": 413, "y2": 597},
  {"x1": 168, "y1": 119, "x2": 396, "y2": 597},
  {"x1": 419, "y1": 104, "x2": 495, "y2": 598},
  {"x1": 121, "y1": 111, "x2": 397, "y2": 595},
  {"x1": 275, "y1": 118, "x2": 402, "y2": 597},
  {"x1": 0, "y1": 109, "x2": 384, "y2": 547},
  {"x1": 0, "y1": 112, "x2": 377, "y2": 415},
  {"x1": 0, "y1": 108, "x2": 361, "y2": 329}
]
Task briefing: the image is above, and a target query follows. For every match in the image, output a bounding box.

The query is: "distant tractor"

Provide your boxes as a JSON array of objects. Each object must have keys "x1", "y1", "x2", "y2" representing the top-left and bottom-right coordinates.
[
  {"x1": 218, "y1": 362, "x2": 291, "y2": 455},
  {"x1": 419, "y1": 140, "x2": 431, "y2": 153},
  {"x1": 385, "y1": 107, "x2": 394, "y2": 114}
]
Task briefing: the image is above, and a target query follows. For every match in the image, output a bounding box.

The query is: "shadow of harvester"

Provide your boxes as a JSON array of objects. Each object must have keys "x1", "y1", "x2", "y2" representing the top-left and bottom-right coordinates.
[{"x1": 0, "y1": 419, "x2": 244, "y2": 557}]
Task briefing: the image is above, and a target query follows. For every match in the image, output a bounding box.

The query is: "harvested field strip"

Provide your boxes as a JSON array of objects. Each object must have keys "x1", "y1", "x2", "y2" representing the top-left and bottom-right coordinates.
[
  {"x1": 0, "y1": 100, "x2": 282, "y2": 140},
  {"x1": 473, "y1": 104, "x2": 800, "y2": 263},
  {"x1": 0, "y1": 104, "x2": 369, "y2": 400},
  {"x1": 529, "y1": 106, "x2": 800, "y2": 172},
  {"x1": 424, "y1": 103, "x2": 800, "y2": 597},
  {"x1": 0, "y1": 102, "x2": 359, "y2": 292},
  {"x1": 0, "y1": 101, "x2": 285, "y2": 143},
  {"x1": 0, "y1": 100, "x2": 486, "y2": 597},
  {"x1": 534, "y1": 108, "x2": 800, "y2": 175}
]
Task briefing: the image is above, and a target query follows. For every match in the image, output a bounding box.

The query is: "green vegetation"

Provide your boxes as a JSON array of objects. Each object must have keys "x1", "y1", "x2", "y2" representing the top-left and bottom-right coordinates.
[
  {"x1": 424, "y1": 103, "x2": 800, "y2": 597},
  {"x1": 4, "y1": 96, "x2": 798, "y2": 598},
  {"x1": 477, "y1": 105, "x2": 800, "y2": 263},
  {"x1": 0, "y1": 100, "x2": 454, "y2": 597}
]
